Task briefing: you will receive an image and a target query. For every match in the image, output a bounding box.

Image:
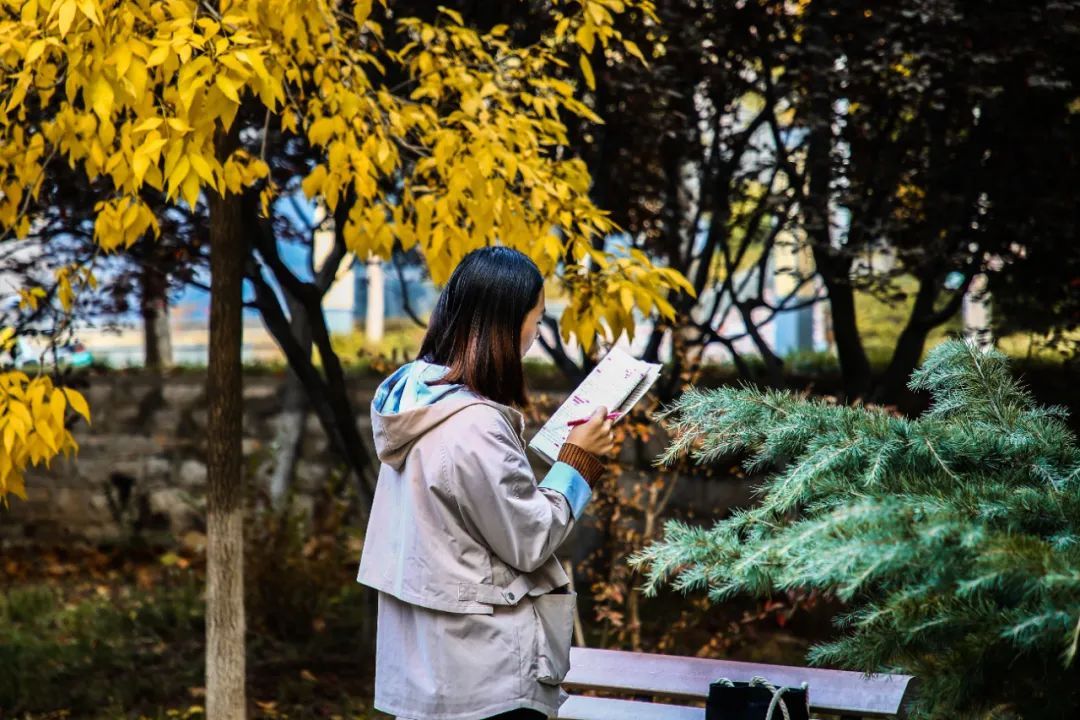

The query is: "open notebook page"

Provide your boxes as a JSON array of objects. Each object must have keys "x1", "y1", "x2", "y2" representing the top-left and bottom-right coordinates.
[{"x1": 528, "y1": 347, "x2": 662, "y2": 465}]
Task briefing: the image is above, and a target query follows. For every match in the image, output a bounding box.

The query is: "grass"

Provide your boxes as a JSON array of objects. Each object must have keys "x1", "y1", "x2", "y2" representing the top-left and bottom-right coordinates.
[
  {"x1": 0, "y1": 540, "x2": 385, "y2": 720},
  {"x1": 0, "y1": 571, "x2": 206, "y2": 719},
  {"x1": 0, "y1": 543, "x2": 820, "y2": 720},
  {"x1": 328, "y1": 319, "x2": 427, "y2": 369}
]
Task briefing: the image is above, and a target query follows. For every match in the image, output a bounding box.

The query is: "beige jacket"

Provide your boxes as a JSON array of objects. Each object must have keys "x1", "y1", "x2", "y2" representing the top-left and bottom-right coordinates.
[{"x1": 357, "y1": 361, "x2": 593, "y2": 719}]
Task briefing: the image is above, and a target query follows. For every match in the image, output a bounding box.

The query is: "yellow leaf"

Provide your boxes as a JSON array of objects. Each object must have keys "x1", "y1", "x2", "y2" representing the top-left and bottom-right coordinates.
[
  {"x1": 133, "y1": 118, "x2": 163, "y2": 133},
  {"x1": 218, "y1": 55, "x2": 251, "y2": 78},
  {"x1": 438, "y1": 6, "x2": 464, "y2": 24},
  {"x1": 215, "y1": 73, "x2": 241, "y2": 103},
  {"x1": 189, "y1": 153, "x2": 215, "y2": 185},
  {"x1": 127, "y1": 57, "x2": 149, "y2": 99},
  {"x1": 57, "y1": 0, "x2": 77, "y2": 36},
  {"x1": 88, "y1": 77, "x2": 114, "y2": 120},
  {"x1": 374, "y1": 139, "x2": 395, "y2": 173},
  {"x1": 5, "y1": 370, "x2": 30, "y2": 387},
  {"x1": 98, "y1": 117, "x2": 116, "y2": 145},
  {"x1": 7, "y1": 474, "x2": 27, "y2": 501},
  {"x1": 132, "y1": 149, "x2": 152, "y2": 185},
  {"x1": 222, "y1": 160, "x2": 244, "y2": 193},
  {"x1": 653, "y1": 294, "x2": 675, "y2": 318},
  {"x1": 586, "y1": 3, "x2": 609, "y2": 26},
  {"x1": 146, "y1": 43, "x2": 170, "y2": 67},
  {"x1": 88, "y1": 139, "x2": 106, "y2": 170},
  {"x1": 35, "y1": 418, "x2": 57, "y2": 453},
  {"x1": 26, "y1": 40, "x2": 46, "y2": 64},
  {"x1": 58, "y1": 275, "x2": 74, "y2": 312},
  {"x1": 576, "y1": 24, "x2": 595, "y2": 54},
  {"x1": 258, "y1": 184, "x2": 274, "y2": 216},
  {"x1": 63, "y1": 388, "x2": 91, "y2": 424},
  {"x1": 121, "y1": 200, "x2": 139, "y2": 230},
  {"x1": 167, "y1": 155, "x2": 191, "y2": 195},
  {"x1": 543, "y1": 233, "x2": 563, "y2": 261},
  {"x1": 5, "y1": 72, "x2": 30, "y2": 113},
  {"x1": 301, "y1": 165, "x2": 327, "y2": 198},
  {"x1": 28, "y1": 378, "x2": 47, "y2": 413},
  {"x1": 177, "y1": 72, "x2": 207, "y2": 111},
  {"x1": 308, "y1": 117, "x2": 335, "y2": 146},
  {"x1": 77, "y1": 0, "x2": 98, "y2": 23},
  {"x1": 661, "y1": 268, "x2": 696, "y2": 296},
  {"x1": 245, "y1": 159, "x2": 269, "y2": 182},
  {"x1": 110, "y1": 42, "x2": 133, "y2": 76},
  {"x1": 167, "y1": 117, "x2": 191, "y2": 134},
  {"x1": 181, "y1": 170, "x2": 201, "y2": 209},
  {"x1": 7, "y1": 403, "x2": 29, "y2": 438},
  {"x1": 0, "y1": 327, "x2": 15, "y2": 351},
  {"x1": 281, "y1": 111, "x2": 298, "y2": 134},
  {"x1": 51, "y1": 388, "x2": 67, "y2": 428},
  {"x1": 623, "y1": 40, "x2": 647, "y2": 65},
  {"x1": 353, "y1": 0, "x2": 372, "y2": 25},
  {"x1": 579, "y1": 54, "x2": 596, "y2": 91},
  {"x1": 20, "y1": 0, "x2": 37, "y2": 24},
  {"x1": 248, "y1": 50, "x2": 274, "y2": 86}
]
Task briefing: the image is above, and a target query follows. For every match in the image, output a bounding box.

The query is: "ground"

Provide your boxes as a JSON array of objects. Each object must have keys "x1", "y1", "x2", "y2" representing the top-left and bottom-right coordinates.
[{"x1": 1, "y1": 536, "x2": 830, "y2": 720}]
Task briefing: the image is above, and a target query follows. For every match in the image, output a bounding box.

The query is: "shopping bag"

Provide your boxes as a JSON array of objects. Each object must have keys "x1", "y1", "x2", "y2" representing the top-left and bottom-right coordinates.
[{"x1": 705, "y1": 676, "x2": 810, "y2": 720}]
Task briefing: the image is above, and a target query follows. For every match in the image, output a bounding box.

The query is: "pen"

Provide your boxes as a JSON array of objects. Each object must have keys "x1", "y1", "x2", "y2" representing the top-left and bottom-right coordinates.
[{"x1": 566, "y1": 412, "x2": 622, "y2": 427}]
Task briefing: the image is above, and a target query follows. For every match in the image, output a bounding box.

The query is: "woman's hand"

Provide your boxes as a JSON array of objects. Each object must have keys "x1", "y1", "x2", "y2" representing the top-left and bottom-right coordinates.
[{"x1": 565, "y1": 405, "x2": 615, "y2": 457}]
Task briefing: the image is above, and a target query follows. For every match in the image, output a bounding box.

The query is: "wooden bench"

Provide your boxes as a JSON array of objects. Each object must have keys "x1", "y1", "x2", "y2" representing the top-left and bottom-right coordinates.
[{"x1": 559, "y1": 647, "x2": 916, "y2": 719}]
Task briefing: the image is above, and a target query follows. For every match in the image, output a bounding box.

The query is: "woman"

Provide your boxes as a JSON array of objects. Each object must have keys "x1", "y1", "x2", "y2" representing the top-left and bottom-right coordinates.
[{"x1": 357, "y1": 247, "x2": 614, "y2": 720}]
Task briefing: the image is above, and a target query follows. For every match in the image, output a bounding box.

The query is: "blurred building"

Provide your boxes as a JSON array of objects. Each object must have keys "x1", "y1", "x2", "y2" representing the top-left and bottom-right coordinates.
[{"x1": 353, "y1": 255, "x2": 440, "y2": 328}]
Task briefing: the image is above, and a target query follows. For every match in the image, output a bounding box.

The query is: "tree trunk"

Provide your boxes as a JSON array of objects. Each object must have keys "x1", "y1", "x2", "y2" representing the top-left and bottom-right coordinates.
[
  {"x1": 801, "y1": 15, "x2": 872, "y2": 401},
  {"x1": 206, "y1": 129, "x2": 247, "y2": 720},
  {"x1": 819, "y1": 266, "x2": 873, "y2": 400},
  {"x1": 962, "y1": 274, "x2": 992, "y2": 348},
  {"x1": 142, "y1": 264, "x2": 172, "y2": 371},
  {"x1": 877, "y1": 322, "x2": 931, "y2": 405},
  {"x1": 365, "y1": 257, "x2": 385, "y2": 344},
  {"x1": 269, "y1": 294, "x2": 311, "y2": 509},
  {"x1": 242, "y1": 203, "x2": 377, "y2": 517},
  {"x1": 875, "y1": 272, "x2": 970, "y2": 404}
]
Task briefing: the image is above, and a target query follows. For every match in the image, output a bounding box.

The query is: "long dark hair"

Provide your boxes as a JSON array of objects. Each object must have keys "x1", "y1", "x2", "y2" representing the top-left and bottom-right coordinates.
[{"x1": 418, "y1": 247, "x2": 544, "y2": 406}]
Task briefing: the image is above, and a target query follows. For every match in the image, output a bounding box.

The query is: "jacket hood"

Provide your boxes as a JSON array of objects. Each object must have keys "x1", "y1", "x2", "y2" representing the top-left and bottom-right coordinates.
[{"x1": 370, "y1": 360, "x2": 522, "y2": 469}]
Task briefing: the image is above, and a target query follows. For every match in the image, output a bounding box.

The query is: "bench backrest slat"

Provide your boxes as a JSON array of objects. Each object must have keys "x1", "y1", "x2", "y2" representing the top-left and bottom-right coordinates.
[
  {"x1": 558, "y1": 695, "x2": 704, "y2": 720},
  {"x1": 564, "y1": 648, "x2": 915, "y2": 718}
]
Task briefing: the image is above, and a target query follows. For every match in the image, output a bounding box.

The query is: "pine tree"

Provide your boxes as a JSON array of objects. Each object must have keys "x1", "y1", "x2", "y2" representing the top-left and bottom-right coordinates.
[{"x1": 631, "y1": 341, "x2": 1080, "y2": 719}]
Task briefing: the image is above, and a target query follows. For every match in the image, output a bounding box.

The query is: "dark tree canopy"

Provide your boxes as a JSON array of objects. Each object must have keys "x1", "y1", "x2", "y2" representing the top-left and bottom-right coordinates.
[{"x1": 555, "y1": 0, "x2": 1080, "y2": 398}]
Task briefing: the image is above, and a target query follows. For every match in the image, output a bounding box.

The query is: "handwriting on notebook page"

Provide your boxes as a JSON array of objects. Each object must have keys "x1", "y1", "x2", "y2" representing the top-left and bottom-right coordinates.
[{"x1": 527, "y1": 347, "x2": 662, "y2": 465}]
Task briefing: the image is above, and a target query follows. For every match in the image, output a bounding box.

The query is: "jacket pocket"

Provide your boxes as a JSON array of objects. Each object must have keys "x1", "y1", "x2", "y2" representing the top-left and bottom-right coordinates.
[{"x1": 531, "y1": 590, "x2": 576, "y2": 686}]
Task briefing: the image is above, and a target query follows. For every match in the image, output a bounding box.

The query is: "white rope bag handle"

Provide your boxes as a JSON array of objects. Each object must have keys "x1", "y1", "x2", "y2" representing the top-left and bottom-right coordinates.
[{"x1": 712, "y1": 676, "x2": 810, "y2": 720}]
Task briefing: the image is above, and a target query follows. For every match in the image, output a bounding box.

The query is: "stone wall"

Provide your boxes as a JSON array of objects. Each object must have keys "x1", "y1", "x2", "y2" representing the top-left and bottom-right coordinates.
[
  {"x1": 1, "y1": 370, "x2": 753, "y2": 547},
  {"x1": 1, "y1": 371, "x2": 379, "y2": 545}
]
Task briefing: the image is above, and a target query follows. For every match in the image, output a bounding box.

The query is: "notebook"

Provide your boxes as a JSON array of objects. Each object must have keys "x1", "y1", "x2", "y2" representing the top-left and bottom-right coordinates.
[{"x1": 528, "y1": 347, "x2": 662, "y2": 465}]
